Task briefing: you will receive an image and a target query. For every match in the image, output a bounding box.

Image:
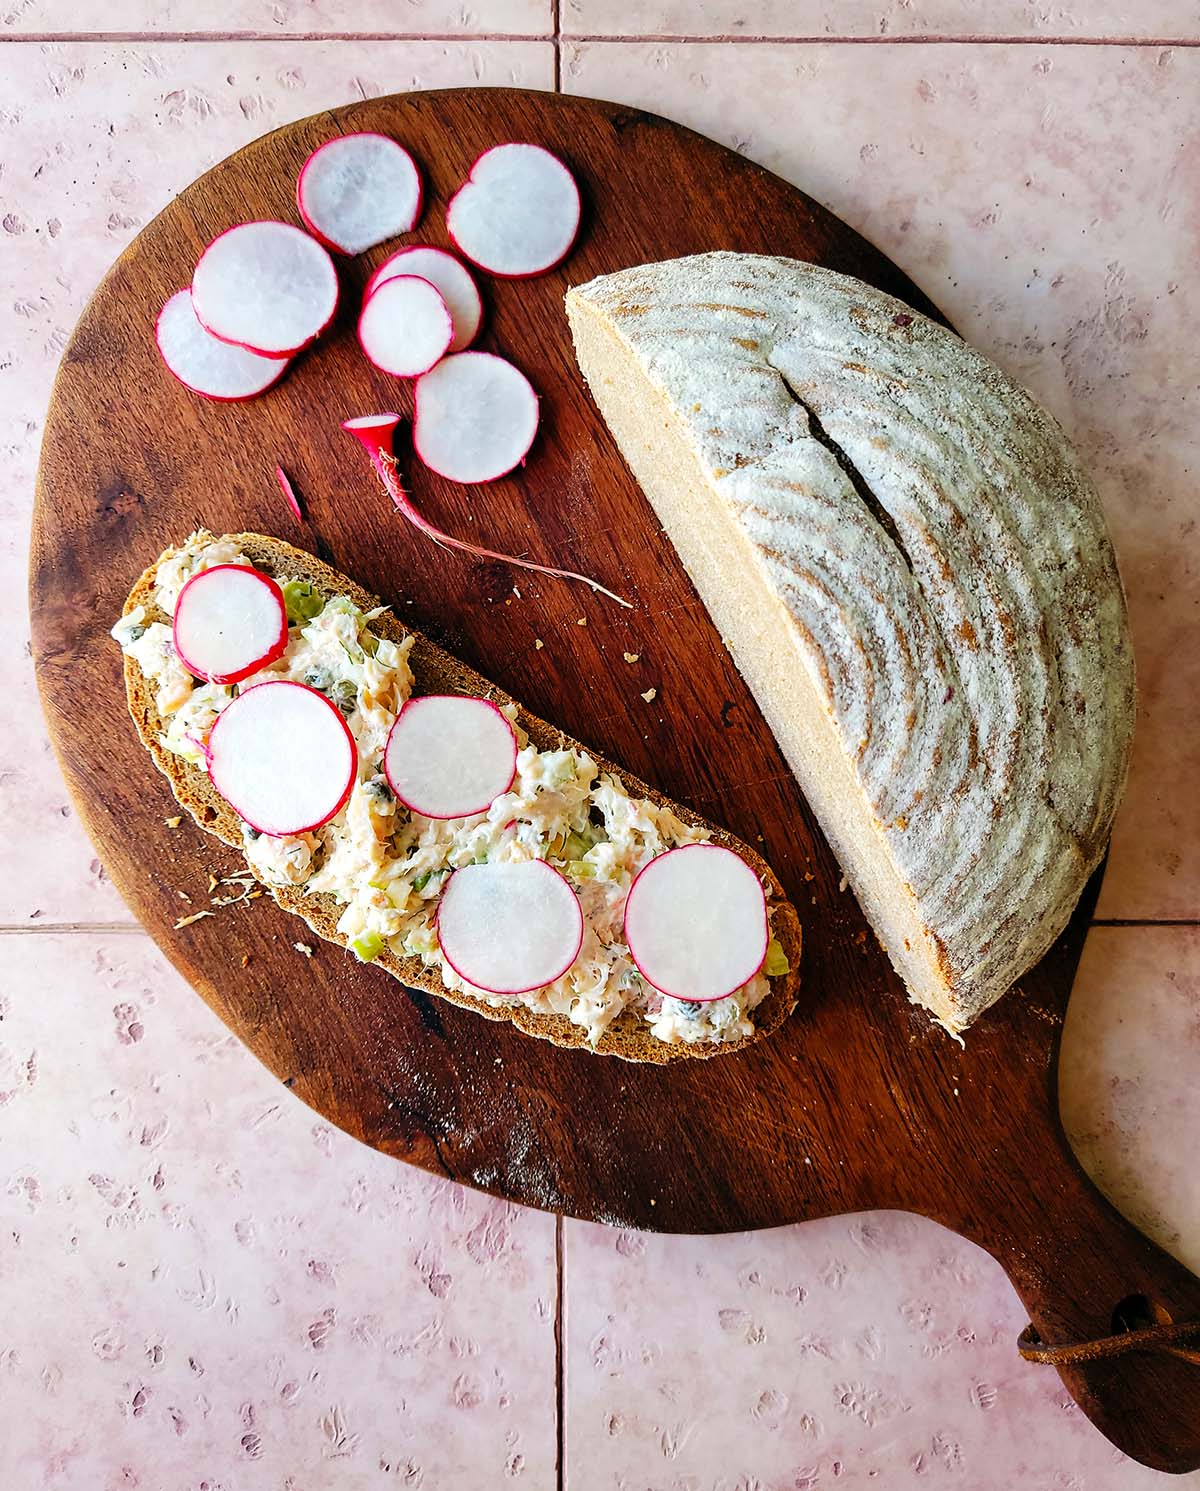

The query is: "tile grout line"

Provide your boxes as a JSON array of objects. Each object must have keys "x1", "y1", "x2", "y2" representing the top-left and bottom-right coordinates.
[
  {"x1": 0, "y1": 30, "x2": 1195, "y2": 46},
  {"x1": 0, "y1": 30, "x2": 553, "y2": 42},
  {"x1": 561, "y1": 31, "x2": 1198, "y2": 46},
  {"x1": 554, "y1": 1212, "x2": 565, "y2": 1491},
  {"x1": 1090, "y1": 919, "x2": 1200, "y2": 927},
  {"x1": 552, "y1": 0, "x2": 562, "y2": 92},
  {"x1": 0, "y1": 922, "x2": 144, "y2": 935}
]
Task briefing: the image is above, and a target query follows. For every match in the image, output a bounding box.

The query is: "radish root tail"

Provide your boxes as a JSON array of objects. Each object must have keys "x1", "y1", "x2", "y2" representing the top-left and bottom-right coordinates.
[{"x1": 348, "y1": 420, "x2": 633, "y2": 610}]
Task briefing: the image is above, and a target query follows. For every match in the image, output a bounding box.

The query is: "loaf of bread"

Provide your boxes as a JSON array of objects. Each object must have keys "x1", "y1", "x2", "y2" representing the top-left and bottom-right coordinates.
[{"x1": 567, "y1": 253, "x2": 1134, "y2": 1033}]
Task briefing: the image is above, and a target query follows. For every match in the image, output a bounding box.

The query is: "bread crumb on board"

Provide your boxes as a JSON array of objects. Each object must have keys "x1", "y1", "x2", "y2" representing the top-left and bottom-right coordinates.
[
  {"x1": 641, "y1": 687, "x2": 657, "y2": 703},
  {"x1": 623, "y1": 652, "x2": 640, "y2": 664},
  {"x1": 165, "y1": 815, "x2": 183, "y2": 828},
  {"x1": 173, "y1": 909, "x2": 213, "y2": 930},
  {"x1": 294, "y1": 943, "x2": 314, "y2": 958},
  {"x1": 534, "y1": 639, "x2": 544, "y2": 650}
]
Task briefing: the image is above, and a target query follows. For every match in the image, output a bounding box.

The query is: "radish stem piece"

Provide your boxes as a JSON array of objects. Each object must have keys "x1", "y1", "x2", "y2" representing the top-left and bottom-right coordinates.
[
  {"x1": 276, "y1": 465, "x2": 304, "y2": 523},
  {"x1": 341, "y1": 416, "x2": 632, "y2": 609}
]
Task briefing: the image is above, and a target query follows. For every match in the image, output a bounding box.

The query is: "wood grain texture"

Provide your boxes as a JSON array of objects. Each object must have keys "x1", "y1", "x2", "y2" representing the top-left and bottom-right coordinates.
[{"x1": 28, "y1": 88, "x2": 1200, "y2": 1473}]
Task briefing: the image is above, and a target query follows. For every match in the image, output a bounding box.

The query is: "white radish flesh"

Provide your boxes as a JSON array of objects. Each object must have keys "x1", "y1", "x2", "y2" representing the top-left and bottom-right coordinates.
[
  {"x1": 342, "y1": 413, "x2": 631, "y2": 608},
  {"x1": 156, "y1": 289, "x2": 288, "y2": 401},
  {"x1": 191, "y1": 221, "x2": 338, "y2": 358},
  {"x1": 436, "y1": 860, "x2": 583, "y2": 994},
  {"x1": 366, "y1": 246, "x2": 482, "y2": 351},
  {"x1": 358, "y1": 275, "x2": 453, "y2": 378},
  {"x1": 623, "y1": 844, "x2": 769, "y2": 1002},
  {"x1": 384, "y1": 695, "x2": 516, "y2": 819},
  {"x1": 207, "y1": 681, "x2": 357, "y2": 837},
  {"x1": 413, "y1": 352, "x2": 538, "y2": 484},
  {"x1": 297, "y1": 133, "x2": 422, "y2": 256},
  {"x1": 172, "y1": 564, "x2": 289, "y2": 685},
  {"x1": 446, "y1": 143, "x2": 580, "y2": 278}
]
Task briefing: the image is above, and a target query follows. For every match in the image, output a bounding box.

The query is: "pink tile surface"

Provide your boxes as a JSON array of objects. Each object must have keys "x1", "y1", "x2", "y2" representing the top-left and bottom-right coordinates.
[
  {"x1": 563, "y1": 38, "x2": 1200, "y2": 920},
  {"x1": 0, "y1": 38, "x2": 552, "y2": 924},
  {"x1": 563, "y1": 1208, "x2": 1191, "y2": 1490},
  {"x1": 0, "y1": 932, "x2": 557, "y2": 1488},
  {"x1": 2, "y1": 0, "x2": 552, "y2": 35},
  {"x1": 564, "y1": 0, "x2": 1200, "y2": 39},
  {"x1": 7, "y1": 24, "x2": 1200, "y2": 1491},
  {"x1": 1061, "y1": 926, "x2": 1200, "y2": 1276}
]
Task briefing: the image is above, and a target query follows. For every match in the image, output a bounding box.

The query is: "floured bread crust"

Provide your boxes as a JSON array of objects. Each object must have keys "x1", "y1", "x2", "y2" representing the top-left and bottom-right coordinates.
[{"x1": 567, "y1": 253, "x2": 1134, "y2": 1031}]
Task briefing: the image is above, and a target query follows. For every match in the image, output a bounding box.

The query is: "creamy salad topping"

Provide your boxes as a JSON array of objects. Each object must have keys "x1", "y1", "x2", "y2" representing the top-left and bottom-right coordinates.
[{"x1": 113, "y1": 533, "x2": 788, "y2": 1047}]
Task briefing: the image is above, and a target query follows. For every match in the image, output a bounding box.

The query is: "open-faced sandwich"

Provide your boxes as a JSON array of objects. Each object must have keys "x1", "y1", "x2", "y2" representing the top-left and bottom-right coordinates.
[{"x1": 112, "y1": 532, "x2": 801, "y2": 1063}]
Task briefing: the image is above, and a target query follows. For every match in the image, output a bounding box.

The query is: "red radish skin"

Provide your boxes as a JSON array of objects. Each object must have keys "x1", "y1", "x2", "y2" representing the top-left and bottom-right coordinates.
[
  {"x1": 276, "y1": 466, "x2": 304, "y2": 523},
  {"x1": 412, "y1": 351, "x2": 538, "y2": 484},
  {"x1": 171, "y1": 564, "x2": 289, "y2": 686},
  {"x1": 357, "y1": 275, "x2": 453, "y2": 379},
  {"x1": 207, "y1": 680, "x2": 357, "y2": 837},
  {"x1": 384, "y1": 695, "x2": 517, "y2": 820},
  {"x1": 342, "y1": 413, "x2": 631, "y2": 608},
  {"x1": 623, "y1": 843, "x2": 769, "y2": 1003},
  {"x1": 155, "y1": 290, "x2": 289, "y2": 403},
  {"x1": 446, "y1": 143, "x2": 581, "y2": 279},
  {"x1": 297, "y1": 133, "x2": 422, "y2": 256},
  {"x1": 365, "y1": 246, "x2": 483, "y2": 352},
  {"x1": 435, "y1": 860, "x2": 584, "y2": 995},
  {"x1": 191, "y1": 221, "x2": 339, "y2": 359}
]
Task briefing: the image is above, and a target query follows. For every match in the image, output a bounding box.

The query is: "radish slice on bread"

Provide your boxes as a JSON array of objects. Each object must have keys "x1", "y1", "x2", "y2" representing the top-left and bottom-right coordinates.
[
  {"x1": 624, "y1": 843, "x2": 769, "y2": 1002},
  {"x1": 413, "y1": 352, "x2": 539, "y2": 484},
  {"x1": 437, "y1": 860, "x2": 584, "y2": 994},
  {"x1": 358, "y1": 275, "x2": 453, "y2": 378},
  {"x1": 446, "y1": 143, "x2": 580, "y2": 278},
  {"x1": 297, "y1": 132, "x2": 422, "y2": 256},
  {"x1": 384, "y1": 695, "x2": 517, "y2": 819},
  {"x1": 172, "y1": 564, "x2": 288, "y2": 685},
  {"x1": 366, "y1": 246, "x2": 482, "y2": 351},
  {"x1": 208, "y1": 681, "x2": 357, "y2": 837},
  {"x1": 191, "y1": 221, "x2": 338, "y2": 358},
  {"x1": 156, "y1": 290, "x2": 289, "y2": 402}
]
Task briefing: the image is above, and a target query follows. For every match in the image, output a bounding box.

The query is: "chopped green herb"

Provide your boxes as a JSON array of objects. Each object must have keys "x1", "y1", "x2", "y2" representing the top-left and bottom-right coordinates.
[
  {"x1": 350, "y1": 930, "x2": 385, "y2": 963},
  {"x1": 282, "y1": 579, "x2": 323, "y2": 624},
  {"x1": 763, "y1": 936, "x2": 790, "y2": 978}
]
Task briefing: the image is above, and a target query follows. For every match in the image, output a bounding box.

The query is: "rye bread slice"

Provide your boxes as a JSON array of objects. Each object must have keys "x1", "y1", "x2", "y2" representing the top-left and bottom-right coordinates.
[{"x1": 119, "y1": 533, "x2": 801, "y2": 1064}]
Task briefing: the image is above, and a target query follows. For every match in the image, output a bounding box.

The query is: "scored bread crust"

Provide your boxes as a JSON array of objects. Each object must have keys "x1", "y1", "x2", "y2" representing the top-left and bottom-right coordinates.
[
  {"x1": 567, "y1": 254, "x2": 1134, "y2": 1032},
  {"x1": 120, "y1": 533, "x2": 801, "y2": 1065}
]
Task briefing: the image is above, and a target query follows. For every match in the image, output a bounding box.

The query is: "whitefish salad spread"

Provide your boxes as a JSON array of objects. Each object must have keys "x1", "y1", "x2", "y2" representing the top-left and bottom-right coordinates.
[{"x1": 113, "y1": 532, "x2": 789, "y2": 1048}]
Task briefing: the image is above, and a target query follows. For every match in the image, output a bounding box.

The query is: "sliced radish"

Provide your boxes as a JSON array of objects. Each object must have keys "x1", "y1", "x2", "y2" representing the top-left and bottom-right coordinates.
[
  {"x1": 413, "y1": 352, "x2": 538, "y2": 484},
  {"x1": 366, "y1": 246, "x2": 482, "y2": 352},
  {"x1": 342, "y1": 413, "x2": 631, "y2": 607},
  {"x1": 208, "y1": 681, "x2": 356, "y2": 837},
  {"x1": 172, "y1": 564, "x2": 289, "y2": 685},
  {"x1": 155, "y1": 289, "x2": 288, "y2": 402},
  {"x1": 358, "y1": 275, "x2": 453, "y2": 378},
  {"x1": 446, "y1": 143, "x2": 580, "y2": 279},
  {"x1": 384, "y1": 695, "x2": 516, "y2": 819},
  {"x1": 276, "y1": 465, "x2": 304, "y2": 523},
  {"x1": 191, "y1": 221, "x2": 338, "y2": 358},
  {"x1": 623, "y1": 844, "x2": 769, "y2": 1003},
  {"x1": 297, "y1": 133, "x2": 422, "y2": 256},
  {"x1": 436, "y1": 860, "x2": 583, "y2": 994}
]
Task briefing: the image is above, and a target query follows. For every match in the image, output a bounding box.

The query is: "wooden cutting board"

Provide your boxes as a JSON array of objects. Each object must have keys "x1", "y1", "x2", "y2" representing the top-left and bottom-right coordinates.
[{"x1": 29, "y1": 88, "x2": 1200, "y2": 1473}]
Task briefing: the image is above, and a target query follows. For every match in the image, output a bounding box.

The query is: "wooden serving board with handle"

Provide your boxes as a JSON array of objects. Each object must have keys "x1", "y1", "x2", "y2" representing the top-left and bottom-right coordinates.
[{"x1": 29, "y1": 88, "x2": 1200, "y2": 1473}]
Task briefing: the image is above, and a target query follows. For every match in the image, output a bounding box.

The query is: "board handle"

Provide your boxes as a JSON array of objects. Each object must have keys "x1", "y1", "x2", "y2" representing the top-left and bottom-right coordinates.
[{"x1": 960, "y1": 1120, "x2": 1200, "y2": 1475}]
